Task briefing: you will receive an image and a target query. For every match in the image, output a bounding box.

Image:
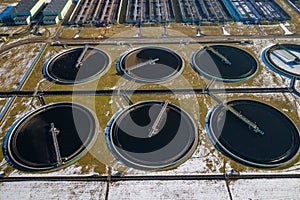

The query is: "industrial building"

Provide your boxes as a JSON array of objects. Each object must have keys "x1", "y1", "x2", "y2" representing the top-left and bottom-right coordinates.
[
  {"x1": 125, "y1": 0, "x2": 175, "y2": 23},
  {"x1": 11, "y1": 0, "x2": 46, "y2": 25},
  {"x1": 177, "y1": 0, "x2": 290, "y2": 24},
  {"x1": 224, "y1": 0, "x2": 291, "y2": 23},
  {"x1": 178, "y1": 0, "x2": 232, "y2": 23},
  {"x1": 1, "y1": 0, "x2": 294, "y2": 26},
  {"x1": 286, "y1": 0, "x2": 300, "y2": 14},
  {"x1": 68, "y1": 0, "x2": 121, "y2": 25},
  {"x1": 43, "y1": 0, "x2": 72, "y2": 24},
  {"x1": 0, "y1": 5, "x2": 16, "y2": 24}
]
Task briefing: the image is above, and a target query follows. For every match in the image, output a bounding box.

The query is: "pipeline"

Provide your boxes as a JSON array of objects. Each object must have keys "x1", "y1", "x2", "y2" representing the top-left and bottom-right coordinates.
[
  {"x1": 1, "y1": 173, "x2": 300, "y2": 182},
  {"x1": 0, "y1": 87, "x2": 292, "y2": 98}
]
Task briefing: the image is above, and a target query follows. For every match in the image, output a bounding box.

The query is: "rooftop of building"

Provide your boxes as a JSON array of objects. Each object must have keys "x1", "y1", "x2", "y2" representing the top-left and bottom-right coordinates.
[
  {"x1": 43, "y1": 0, "x2": 70, "y2": 14},
  {"x1": 43, "y1": 15, "x2": 58, "y2": 21},
  {"x1": 14, "y1": 15, "x2": 30, "y2": 21},
  {"x1": 13, "y1": 0, "x2": 44, "y2": 13}
]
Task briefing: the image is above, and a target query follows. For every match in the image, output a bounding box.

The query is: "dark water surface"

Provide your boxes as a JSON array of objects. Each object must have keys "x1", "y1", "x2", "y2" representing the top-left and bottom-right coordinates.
[
  {"x1": 5, "y1": 103, "x2": 97, "y2": 171},
  {"x1": 208, "y1": 100, "x2": 300, "y2": 167},
  {"x1": 119, "y1": 47, "x2": 183, "y2": 83},
  {"x1": 45, "y1": 47, "x2": 109, "y2": 84},
  {"x1": 192, "y1": 45, "x2": 257, "y2": 82},
  {"x1": 108, "y1": 101, "x2": 197, "y2": 170}
]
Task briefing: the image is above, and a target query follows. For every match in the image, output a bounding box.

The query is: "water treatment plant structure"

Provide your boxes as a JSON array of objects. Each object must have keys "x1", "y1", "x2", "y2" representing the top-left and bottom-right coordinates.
[{"x1": 0, "y1": 0, "x2": 300, "y2": 199}]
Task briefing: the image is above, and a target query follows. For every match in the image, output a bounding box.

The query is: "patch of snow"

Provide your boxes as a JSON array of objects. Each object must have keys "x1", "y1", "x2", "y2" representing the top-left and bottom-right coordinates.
[
  {"x1": 47, "y1": 27, "x2": 57, "y2": 36},
  {"x1": 122, "y1": 143, "x2": 224, "y2": 176},
  {"x1": 0, "y1": 181, "x2": 106, "y2": 200},
  {"x1": 10, "y1": 165, "x2": 84, "y2": 177},
  {"x1": 230, "y1": 179, "x2": 300, "y2": 199},
  {"x1": 222, "y1": 26, "x2": 230, "y2": 36},
  {"x1": 109, "y1": 180, "x2": 229, "y2": 200},
  {"x1": 279, "y1": 23, "x2": 293, "y2": 35},
  {"x1": 0, "y1": 44, "x2": 42, "y2": 90}
]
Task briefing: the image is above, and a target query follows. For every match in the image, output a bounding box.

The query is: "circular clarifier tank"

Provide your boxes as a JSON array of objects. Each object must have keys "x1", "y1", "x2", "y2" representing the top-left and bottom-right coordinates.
[
  {"x1": 43, "y1": 46, "x2": 110, "y2": 84},
  {"x1": 106, "y1": 101, "x2": 197, "y2": 170},
  {"x1": 206, "y1": 100, "x2": 300, "y2": 168},
  {"x1": 117, "y1": 46, "x2": 184, "y2": 83},
  {"x1": 263, "y1": 44, "x2": 300, "y2": 78},
  {"x1": 3, "y1": 103, "x2": 98, "y2": 171},
  {"x1": 191, "y1": 45, "x2": 258, "y2": 82}
]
